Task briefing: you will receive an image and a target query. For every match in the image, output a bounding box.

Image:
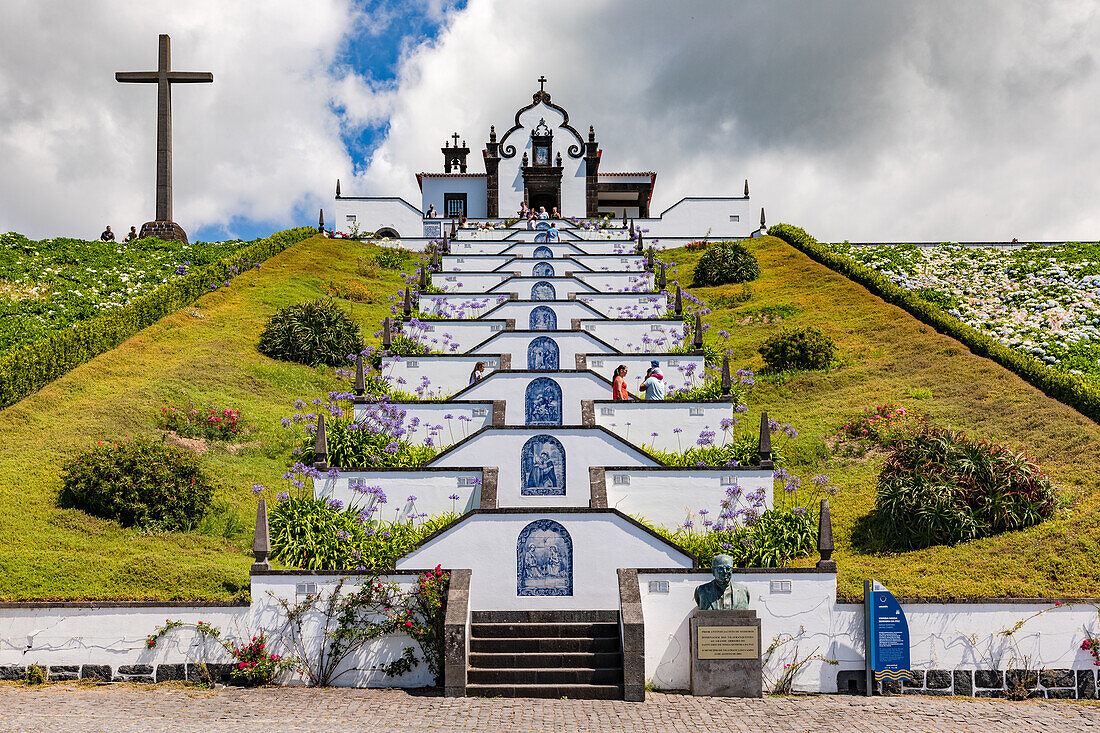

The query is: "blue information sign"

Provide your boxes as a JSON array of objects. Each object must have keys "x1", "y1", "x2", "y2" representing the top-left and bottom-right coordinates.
[{"x1": 864, "y1": 580, "x2": 911, "y2": 688}]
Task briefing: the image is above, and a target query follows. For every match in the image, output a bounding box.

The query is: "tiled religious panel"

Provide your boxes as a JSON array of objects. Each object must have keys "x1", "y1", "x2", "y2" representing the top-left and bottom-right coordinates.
[
  {"x1": 529, "y1": 305, "x2": 557, "y2": 330},
  {"x1": 535, "y1": 221, "x2": 551, "y2": 231},
  {"x1": 532, "y1": 261, "x2": 555, "y2": 278},
  {"x1": 534, "y1": 232, "x2": 548, "y2": 243},
  {"x1": 531, "y1": 280, "x2": 556, "y2": 300},
  {"x1": 525, "y1": 377, "x2": 562, "y2": 425},
  {"x1": 527, "y1": 336, "x2": 560, "y2": 370},
  {"x1": 533, "y1": 246, "x2": 553, "y2": 259},
  {"x1": 517, "y1": 519, "x2": 573, "y2": 596},
  {"x1": 520, "y1": 434, "x2": 566, "y2": 496}
]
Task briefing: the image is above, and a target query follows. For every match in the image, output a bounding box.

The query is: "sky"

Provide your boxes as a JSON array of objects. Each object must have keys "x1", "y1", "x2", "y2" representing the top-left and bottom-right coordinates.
[{"x1": 1, "y1": 0, "x2": 1099, "y2": 243}]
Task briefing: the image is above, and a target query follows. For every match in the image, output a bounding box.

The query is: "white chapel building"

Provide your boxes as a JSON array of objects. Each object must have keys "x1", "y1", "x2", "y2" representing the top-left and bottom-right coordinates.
[{"x1": 332, "y1": 79, "x2": 762, "y2": 241}]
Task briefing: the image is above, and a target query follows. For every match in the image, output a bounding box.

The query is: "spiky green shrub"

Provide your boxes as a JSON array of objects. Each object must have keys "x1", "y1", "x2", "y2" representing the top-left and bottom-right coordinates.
[
  {"x1": 872, "y1": 427, "x2": 1057, "y2": 549},
  {"x1": 646, "y1": 509, "x2": 816, "y2": 568},
  {"x1": 268, "y1": 497, "x2": 456, "y2": 570},
  {"x1": 59, "y1": 438, "x2": 214, "y2": 531},
  {"x1": 691, "y1": 241, "x2": 760, "y2": 286},
  {"x1": 257, "y1": 299, "x2": 363, "y2": 367},
  {"x1": 758, "y1": 326, "x2": 835, "y2": 371}
]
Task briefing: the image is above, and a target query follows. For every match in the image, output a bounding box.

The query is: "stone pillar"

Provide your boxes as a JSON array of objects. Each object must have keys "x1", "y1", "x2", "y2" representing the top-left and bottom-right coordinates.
[{"x1": 690, "y1": 610, "x2": 762, "y2": 697}]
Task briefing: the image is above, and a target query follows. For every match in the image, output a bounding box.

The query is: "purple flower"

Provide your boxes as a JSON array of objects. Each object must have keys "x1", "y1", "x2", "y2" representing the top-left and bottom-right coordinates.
[
  {"x1": 448, "y1": 493, "x2": 460, "y2": 501},
  {"x1": 328, "y1": 498, "x2": 344, "y2": 510},
  {"x1": 406, "y1": 495, "x2": 417, "y2": 503},
  {"x1": 811, "y1": 474, "x2": 831, "y2": 486},
  {"x1": 250, "y1": 484, "x2": 264, "y2": 495},
  {"x1": 276, "y1": 492, "x2": 290, "y2": 503}
]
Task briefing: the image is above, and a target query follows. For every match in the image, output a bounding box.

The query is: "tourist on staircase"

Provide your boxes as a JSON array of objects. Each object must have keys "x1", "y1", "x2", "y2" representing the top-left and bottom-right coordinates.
[
  {"x1": 640, "y1": 361, "x2": 666, "y2": 400},
  {"x1": 469, "y1": 361, "x2": 486, "y2": 385},
  {"x1": 611, "y1": 365, "x2": 630, "y2": 400}
]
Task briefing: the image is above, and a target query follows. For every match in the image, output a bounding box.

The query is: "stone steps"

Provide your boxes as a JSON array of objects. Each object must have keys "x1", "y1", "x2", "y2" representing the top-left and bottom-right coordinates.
[{"x1": 466, "y1": 610, "x2": 624, "y2": 699}]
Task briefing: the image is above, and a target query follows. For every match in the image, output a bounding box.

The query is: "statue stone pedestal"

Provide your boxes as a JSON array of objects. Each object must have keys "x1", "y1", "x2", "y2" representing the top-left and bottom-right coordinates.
[
  {"x1": 139, "y1": 220, "x2": 189, "y2": 244},
  {"x1": 689, "y1": 609, "x2": 762, "y2": 697}
]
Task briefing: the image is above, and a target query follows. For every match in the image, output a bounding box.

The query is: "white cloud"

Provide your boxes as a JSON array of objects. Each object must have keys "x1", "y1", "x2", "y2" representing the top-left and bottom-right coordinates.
[
  {"x1": 344, "y1": 0, "x2": 1100, "y2": 242},
  {"x1": 0, "y1": 0, "x2": 362, "y2": 239},
  {"x1": 4, "y1": 1, "x2": 1100, "y2": 242}
]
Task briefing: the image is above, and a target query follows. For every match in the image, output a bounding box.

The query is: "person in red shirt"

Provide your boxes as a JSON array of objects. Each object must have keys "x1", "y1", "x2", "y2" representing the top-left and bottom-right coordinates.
[{"x1": 611, "y1": 365, "x2": 630, "y2": 400}]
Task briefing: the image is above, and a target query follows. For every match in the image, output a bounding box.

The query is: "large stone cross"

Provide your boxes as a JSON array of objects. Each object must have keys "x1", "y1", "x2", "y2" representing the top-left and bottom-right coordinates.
[{"x1": 116, "y1": 34, "x2": 212, "y2": 242}]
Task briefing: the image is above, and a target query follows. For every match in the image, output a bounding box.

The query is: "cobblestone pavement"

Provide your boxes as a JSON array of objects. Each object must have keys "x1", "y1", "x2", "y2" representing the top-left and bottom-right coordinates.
[{"x1": 2, "y1": 684, "x2": 1099, "y2": 732}]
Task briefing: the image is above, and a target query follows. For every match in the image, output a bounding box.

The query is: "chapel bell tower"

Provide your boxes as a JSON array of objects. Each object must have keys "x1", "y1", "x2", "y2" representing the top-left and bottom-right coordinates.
[
  {"x1": 522, "y1": 118, "x2": 564, "y2": 214},
  {"x1": 442, "y1": 132, "x2": 469, "y2": 173}
]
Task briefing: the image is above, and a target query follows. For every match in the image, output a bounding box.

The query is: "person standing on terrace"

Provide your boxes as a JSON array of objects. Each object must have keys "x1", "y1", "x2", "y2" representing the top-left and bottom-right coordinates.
[
  {"x1": 641, "y1": 361, "x2": 666, "y2": 400},
  {"x1": 611, "y1": 365, "x2": 630, "y2": 400}
]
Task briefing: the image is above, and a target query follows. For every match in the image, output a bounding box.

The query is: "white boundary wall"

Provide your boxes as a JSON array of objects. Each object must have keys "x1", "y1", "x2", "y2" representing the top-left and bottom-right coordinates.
[
  {"x1": 593, "y1": 401, "x2": 743, "y2": 451},
  {"x1": 605, "y1": 468, "x2": 772, "y2": 526},
  {"x1": 316, "y1": 469, "x2": 483, "y2": 519},
  {"x1": 583, "y1": 355, "x2": 706, "y2": 396}
]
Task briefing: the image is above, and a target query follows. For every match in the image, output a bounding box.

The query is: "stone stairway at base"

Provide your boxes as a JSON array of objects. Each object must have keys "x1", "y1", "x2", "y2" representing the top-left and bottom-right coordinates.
[{"x1": 466, "y1": 610, "x2": 624, "y2": 699}]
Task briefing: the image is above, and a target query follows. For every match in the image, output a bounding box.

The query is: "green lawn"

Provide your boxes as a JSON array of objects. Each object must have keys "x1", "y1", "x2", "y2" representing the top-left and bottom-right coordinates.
[
  {"x1": 665, "y1": 236, "x2": 1100, "y2": 600},
  {"x1": 1, "y1": 233, "x2": 1098, "y2": 601},
  {"x1": 0, "y1": 235, "x2": 410, "y2": 600}
]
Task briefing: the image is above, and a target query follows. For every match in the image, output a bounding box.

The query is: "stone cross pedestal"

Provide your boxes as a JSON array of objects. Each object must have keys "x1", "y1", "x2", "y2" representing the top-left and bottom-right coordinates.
[
  {"x1": 116, "y1": 34, "x2": 212, "y2": 244},
  {"x1": 690, "y1": 609, "x2": 763, "y2": 697}
]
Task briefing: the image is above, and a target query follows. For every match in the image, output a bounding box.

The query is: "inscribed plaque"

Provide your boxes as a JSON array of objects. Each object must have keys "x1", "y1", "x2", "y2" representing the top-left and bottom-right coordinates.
[{"x1": 696, "y1": 626, "x2": 759, "y2": 660}]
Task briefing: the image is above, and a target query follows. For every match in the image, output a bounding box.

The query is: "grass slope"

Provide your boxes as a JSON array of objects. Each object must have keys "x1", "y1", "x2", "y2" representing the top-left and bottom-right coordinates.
[
  {"x1": 0, "y1": 235, "x2": 406, "y2": 600},
  {"x1": 665, "y1": 236, "x2": 1100, "y2": 600},
  {"x1": 1, "y1": 233, "x2": 1097, "y2": 601}
]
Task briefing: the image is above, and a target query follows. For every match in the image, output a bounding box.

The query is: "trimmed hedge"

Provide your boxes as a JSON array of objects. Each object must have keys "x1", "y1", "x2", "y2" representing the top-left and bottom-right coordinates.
[
  {"x1": 0, "y1": 227, "x2": 315, "y2": 409},
  {"x1": 767, "y1": 223, "x2": 1100, "y2": 423}
]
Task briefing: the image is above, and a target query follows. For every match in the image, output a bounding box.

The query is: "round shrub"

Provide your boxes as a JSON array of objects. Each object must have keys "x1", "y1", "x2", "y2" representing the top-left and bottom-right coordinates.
[
  {"x1": 257, "y1": 299, "x2": 364, "y2": 367},
  {"x1": 757, "y1": 326, "x2": 835, "y2": 371},
  {"x1": 691, "y1": 241, "x2": 760, "y2": 287},
  {"x1": 872, "y1": 427, "x2": 1057, "y2": 549},
  {"x1": 59, "y1": 438, "x2": 214, "y2": 530}
]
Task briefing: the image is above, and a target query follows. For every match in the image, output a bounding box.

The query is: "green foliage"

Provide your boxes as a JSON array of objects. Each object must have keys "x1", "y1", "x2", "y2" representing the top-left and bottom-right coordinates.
[
  {"x1": 691, "y1": 241, "x2": 760, "y2": 287},
  {"x1": 768, "y1": 222, "x2": 1100, "y2": 422},
  {"x1": 650, "y1": 431, "x2": 783, "y2": 468},
  {"x1": 156, "y1": 403, "x2": 244, "y2": 441},
  {"x1": 257, "y1": 299, "x2": 364, "y2": 368},
  {"x1": 758, "y1": 326, "x2": 836, "y2": 372},
  {"x1": 228, "y1": 632, "x2": 291, "y2": 686},
  {"x1": 24, "y1": 664, "x2": 46, "y2": 685},
  {"x1": 868, "y1": 427, "x2": 1058, "y2": 549},
  {"x1": 648, "y1": 508, "x2": 816, "y2": 568},
  {"x1": 0, "y1": 232, "x2": 269, "y2": 353},
  {"x1": 0, "y1": 227, "x2": 315, "y2": 409},
  {"x1": 296, "y1": 417, "x2": 439, "y2": 468},
  {"x1": 396, "y1": 566, "x2": 450, "y2": 683},
  {"x1": 59, "y1": 438, "x2": 214, "y2": 531},
  {"x1": 372, "y1": 247, "x2": 412, "y2": 270},
  {"x1": 268, "y1": 496, "x2": 455, "y2": 571},
  {"x1": 840, "y1": 403, "x2": 928, "y2": 447},
  {"x1": 915, "y1": 288, "x2": 959, "y2": 311}
]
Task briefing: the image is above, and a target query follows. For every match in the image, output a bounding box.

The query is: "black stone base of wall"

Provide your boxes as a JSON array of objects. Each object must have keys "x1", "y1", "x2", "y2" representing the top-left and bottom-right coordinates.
[
  {"x1": 837, "y1": 668, "x2": 1098, "y2": 699},
  {"x1": 0, "y1": 663, "x2": 236, "y2": 685}
]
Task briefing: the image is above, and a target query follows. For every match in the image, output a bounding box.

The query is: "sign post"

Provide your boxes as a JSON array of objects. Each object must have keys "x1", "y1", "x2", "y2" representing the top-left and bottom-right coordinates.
[{"x1": 864, "y1": 579, "x2": 911, "y2": 696}]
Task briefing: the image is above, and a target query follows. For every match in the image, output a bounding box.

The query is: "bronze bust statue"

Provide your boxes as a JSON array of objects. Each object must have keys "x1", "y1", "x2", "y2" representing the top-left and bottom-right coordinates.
[{"x1": 694, "y1": 554, "x2": 750, "y2": 610}]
